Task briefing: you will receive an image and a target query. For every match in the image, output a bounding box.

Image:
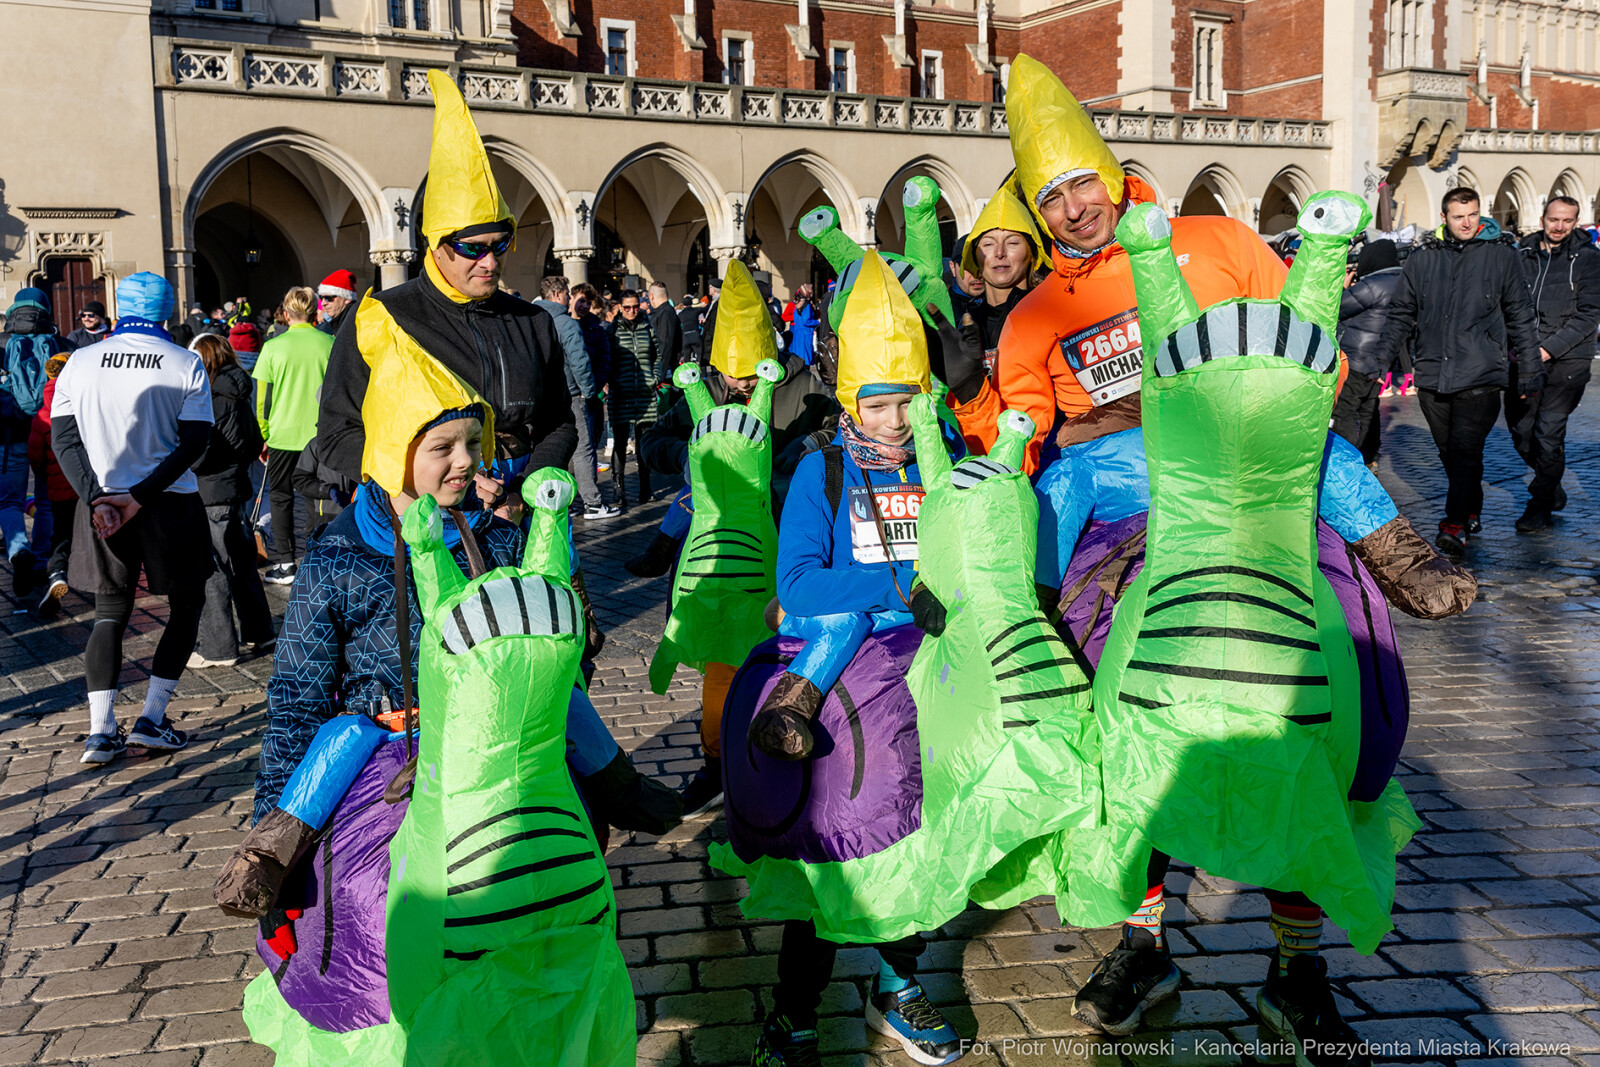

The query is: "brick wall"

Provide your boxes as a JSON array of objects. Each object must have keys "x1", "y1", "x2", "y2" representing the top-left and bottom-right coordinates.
[
  {"x1": 1465, "y1": 70, "x2": 1600, "y2": 131},
  {"x1": 1016, "y1": 1, "x2": 1122, "y2": 104}
]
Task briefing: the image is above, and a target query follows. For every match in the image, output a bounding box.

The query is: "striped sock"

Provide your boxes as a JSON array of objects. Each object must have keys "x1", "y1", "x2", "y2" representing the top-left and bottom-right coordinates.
[
  {"x1": 1269, "y1": 901, "x2": 1323, "y2": 977},
  {"x1": 1125, "y1": 885, "x2": 1166, "y2": 948}
]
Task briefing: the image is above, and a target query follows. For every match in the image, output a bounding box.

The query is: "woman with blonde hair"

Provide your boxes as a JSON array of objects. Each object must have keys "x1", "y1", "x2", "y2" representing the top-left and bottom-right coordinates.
[{"x1": 189, "y1": 333, "x2": 275, "y2": 666}]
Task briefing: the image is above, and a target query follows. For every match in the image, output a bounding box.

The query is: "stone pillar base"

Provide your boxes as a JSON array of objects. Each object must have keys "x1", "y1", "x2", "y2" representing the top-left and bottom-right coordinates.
[{"x1": 556, "y1": 247, "x2": 594, "y2": 286}]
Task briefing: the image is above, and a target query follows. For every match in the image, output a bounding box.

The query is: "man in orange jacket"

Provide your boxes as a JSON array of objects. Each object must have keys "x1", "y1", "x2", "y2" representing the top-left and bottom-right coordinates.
[{"x1": 938, "y1": 56, "x2": 1293, "y2": 473}]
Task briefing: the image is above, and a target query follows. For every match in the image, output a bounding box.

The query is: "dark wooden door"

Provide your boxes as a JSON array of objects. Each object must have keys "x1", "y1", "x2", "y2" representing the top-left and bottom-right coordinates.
[{"x1": 42, "y1": 257, "x2": 105, "y2": 335}]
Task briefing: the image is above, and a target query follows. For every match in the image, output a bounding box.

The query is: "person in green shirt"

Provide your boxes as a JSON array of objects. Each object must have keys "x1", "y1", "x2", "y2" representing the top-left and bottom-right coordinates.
[{"x1": 253, "y1": 285, "x2": 335, "y2": 585}]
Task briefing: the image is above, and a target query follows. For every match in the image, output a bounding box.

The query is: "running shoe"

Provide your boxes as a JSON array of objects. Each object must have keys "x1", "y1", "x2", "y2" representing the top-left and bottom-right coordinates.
[
  {"x1": 187, "y1": 651, "x2": 239, "y2": 669},
  {"x1": 81, "y1": 728, "x2": 127, "y2": 765},
  {"x1": 867, "y1": 977, "x2": 964, "y2": 1065},
  {"x1": 584, "y1": 503, "x2": 622, "y2": 521},
  {"x1": 1073, "y1": 924, "x2": 1181, "y2": 1035},
  {"x1": 263, "y1": 563, "x2": 297, "y2": 586},
  {"x1": 1466, "y1": 513, "x2": 1482, "y2": 534},
  {"x1": 128, "y1": 716, "x2": 188, "y2": 752},
  {"x1": 1435, "y1": 521, "x2": 1466, "y2": 556},
  {"x1": 1257, "y1": 953, "x2": 1371, "y2": 1067},
  {"x1": 750, "y1": 1012, "x2": 821, "y2": 1067},
  {"x1": 35, "y1": 571, "x2": 68, "y2": 620}
]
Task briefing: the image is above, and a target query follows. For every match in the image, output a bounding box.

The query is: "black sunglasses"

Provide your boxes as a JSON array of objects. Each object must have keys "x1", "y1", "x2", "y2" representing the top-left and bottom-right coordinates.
[{"x1": 443, "y1": 234, "x2": 512, "y2": 260}]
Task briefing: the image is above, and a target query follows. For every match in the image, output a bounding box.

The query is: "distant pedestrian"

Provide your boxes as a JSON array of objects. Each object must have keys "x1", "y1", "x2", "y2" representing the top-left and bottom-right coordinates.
[
  {"x1": 1, "y1": 287, "x2": 72, "y2": 599},
  {"x1": 785, "y1": 284, "x2": 821, "y2": 366},
  {"x1": 315, "y1": 269, "x2": 358, "y2": 337},
  {"x1": 1334, "y1": 239, "x2": 1404, "y2": 465},
  {"x1": 229, "y1": 320, "x2": 263, "y2": 373},
  {"x1": 606, "y1": 289, "x2": 662, "y2": 507},
  {"x1": 649, "y1": 281, "x2": 684, "y2": 369},
  {"x1": 66, "y1": 301, "x2": 111, "y2": 348},
  {"x1": 50, "y1": 272, "x2": 213, "y2": 765},
  {"x1": 27, "y1": 348, "x2": 76, "y2": 618},
  {"x1": 535, "y1": 275, "x2": 617, "y2": 520}
]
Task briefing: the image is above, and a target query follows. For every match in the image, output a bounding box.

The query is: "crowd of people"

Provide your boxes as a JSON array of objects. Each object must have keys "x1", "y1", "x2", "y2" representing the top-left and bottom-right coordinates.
[{"x1": 0, "y1": 48, "x2": 1594, "y2": 1067}]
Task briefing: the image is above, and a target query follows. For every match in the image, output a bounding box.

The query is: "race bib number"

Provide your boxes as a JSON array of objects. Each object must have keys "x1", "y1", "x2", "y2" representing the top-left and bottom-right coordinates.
[
  {"x1": 847, "y1": 484, "x2": 924, "y2": 564},
  {"x1": 1061, "y1": 310, "x2": 1143, "y2": 406}
]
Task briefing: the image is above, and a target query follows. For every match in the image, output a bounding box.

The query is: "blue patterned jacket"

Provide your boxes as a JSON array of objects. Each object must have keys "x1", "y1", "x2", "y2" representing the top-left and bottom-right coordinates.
[{"x1": 253, "y1": 494, "x2": 523, "y2": 823}]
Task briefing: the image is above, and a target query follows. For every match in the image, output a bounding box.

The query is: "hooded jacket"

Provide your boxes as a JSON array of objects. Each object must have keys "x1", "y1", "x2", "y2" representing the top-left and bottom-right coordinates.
[
  {"x1": 1519, "y1": 230, "x2": 1600, "y2": 364},
  {"x1": 1375, "y1": 220, "x2": 1540, "y2": 393},
  {"x1": 533, "y1": 298, "x2": 594, "y2": 399},
  {"x1": 1337, "y1": 266, "x2": 1404, "y2": 379},
  {"x1": 191, "y1": 362, "x2": 263, "y2": 506}
]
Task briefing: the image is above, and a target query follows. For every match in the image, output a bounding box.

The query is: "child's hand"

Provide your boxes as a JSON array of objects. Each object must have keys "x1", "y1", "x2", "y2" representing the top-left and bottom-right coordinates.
[{"x1": 909, "y1": 583, "x2": 947, "y2": 637}]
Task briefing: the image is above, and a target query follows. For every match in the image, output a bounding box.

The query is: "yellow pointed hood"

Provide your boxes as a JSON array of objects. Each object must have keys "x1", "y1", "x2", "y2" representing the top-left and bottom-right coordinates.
[
  {"x1": 421, "y1": 70, "x2": 513, "y2": 246},
  {"x1": 356, "y1": 294, "x2": 495, "y2": 495},
  {"x1": 834, "y1": 252, "x2": 930, "y2": 415},
  {"x1": 1006, "y1": 54, "x2": 1125, "y2": 235},
  {"x1": 961, "y1": 181, "x2": 1051, "y2": 278},
  {"x1": 709, "y1": 261, "x2": 778, "y2": 379}
]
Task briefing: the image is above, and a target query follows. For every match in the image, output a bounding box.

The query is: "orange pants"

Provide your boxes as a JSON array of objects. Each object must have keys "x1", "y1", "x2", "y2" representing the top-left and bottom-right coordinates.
[{"x1": 700, "y1": 661, "x2": 737, "y2": 759}]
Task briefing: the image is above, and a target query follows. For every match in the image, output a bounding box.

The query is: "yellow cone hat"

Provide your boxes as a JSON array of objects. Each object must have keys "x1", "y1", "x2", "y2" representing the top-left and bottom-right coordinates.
[
  {"x1": 356, "y1": 295, "x2": 495, "y2": 495},
  {"x1": 421, "y1": 70, "x2": 513, "y2": 245},
  {"x1": 709, "y1": 261, "x2": 778, "y2": 380},
  {"x1": 835, "y1": 252, "x2": 930, "y2": 415},
  {"x1": 1006, "y1": 54, "x2": 1125, "y2": 235},
  {"x1": 961, "y1": 182, "x2": 1051, "y2": 278}
]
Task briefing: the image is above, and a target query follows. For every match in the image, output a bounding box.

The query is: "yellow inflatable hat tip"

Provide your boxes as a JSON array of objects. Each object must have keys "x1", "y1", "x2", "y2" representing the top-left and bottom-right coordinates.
[
  {"x1": 709, "y1": 261, "x2": 778, "y2": 380},
  {"x1": 1006, "y1": 54, "x2": 1125, "y2": 232},
  {"x1": 834, "y1": 251, "x2": 930, "y2": 414},
  {"x1": 421, "y1": 70, "x2": 512, "y2": 244},
  {"x1": 356, "y1": 296, "x2": 495, "y2": 495}
]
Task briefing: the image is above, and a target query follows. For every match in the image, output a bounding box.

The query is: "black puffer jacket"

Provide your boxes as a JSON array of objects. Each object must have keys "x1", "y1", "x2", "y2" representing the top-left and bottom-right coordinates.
[
  {"x1": 192, "y1": 363, "x2": 263, "y2": 506},
  {"x1": 316, "y1": 269, "x2": 576, "y2": 486},
  {"x1": 1337, "y1": 267, "x2": 1403, "y2": 379},
  {"x1": 1519, "y1": 231, "x2": 1600, "y2": 364},
  {"x1": 1376, "y1": 220, "x2": 1539, "y2": 393}
]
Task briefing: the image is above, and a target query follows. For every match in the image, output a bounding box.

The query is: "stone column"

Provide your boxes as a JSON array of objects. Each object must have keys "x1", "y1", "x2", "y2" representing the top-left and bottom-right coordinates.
[
  {"x1": 369, "y1": 249, "x2": 416, "y2": 291},
  {"x1": 165, "y1": 246, "x2": 198, "y2": 325},
  {"x1": 709, "y1": 245, "x2": 746, "y2": 281},
  {"x1": 555, "y1": 247, "x2": 594, "y2": 285}
]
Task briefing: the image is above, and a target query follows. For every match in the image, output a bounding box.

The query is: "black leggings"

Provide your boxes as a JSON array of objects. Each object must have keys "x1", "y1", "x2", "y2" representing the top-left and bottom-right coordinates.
[
  {"x1": 1146, "y1": 850, "x2": 1315, "y2": 910},
  {"x1": 85, "y1": 586, "x2": 204, "y2": 692},
  {"x1": 775, "y1": 919, "x2": 923, "y2": 1024}
]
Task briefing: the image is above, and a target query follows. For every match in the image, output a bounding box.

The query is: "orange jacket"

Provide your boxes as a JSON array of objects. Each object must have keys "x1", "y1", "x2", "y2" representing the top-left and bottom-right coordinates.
[{"x1": 951, "y1": 180, "x2": 1290, "y2": 472}]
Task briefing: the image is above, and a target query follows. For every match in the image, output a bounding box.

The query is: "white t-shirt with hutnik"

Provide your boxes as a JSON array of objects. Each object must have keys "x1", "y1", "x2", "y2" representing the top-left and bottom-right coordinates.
[{"x1": 51, "y1": 323, "x2": 213, "y2": 495}]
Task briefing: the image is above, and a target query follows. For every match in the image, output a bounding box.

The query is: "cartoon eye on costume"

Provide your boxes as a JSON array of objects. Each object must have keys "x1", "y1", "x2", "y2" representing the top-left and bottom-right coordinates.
[
  {"x1": 674, "y1": 363, "x2": 702, "y2": 388},
  {"x1": 1298, "y1": 194, "x2": 1365, "y2": 238},
  {"x1": 1002, "y1": 410, "x2": 1035, "y2": 437},
  {"x1": 755, "y1": 359, "x2": 783, "y2": 383},
  {"x1": 798, "y1": 208, "x2": 837, "y2": 242},
  {"x1": 531, "y1": 479, "x2": 573, "y2": 512},
  {"x1": 902, "y1": 182, "x2": 929, "y2": 209}
]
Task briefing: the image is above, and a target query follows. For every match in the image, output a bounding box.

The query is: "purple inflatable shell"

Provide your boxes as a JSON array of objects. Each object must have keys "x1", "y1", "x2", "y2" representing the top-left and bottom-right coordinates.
[
  {"x1": 721, "y1": 627, "x2": 924, "y2": 865},
  {"x1": 1057, "y1": 516, "x2": 1408, "y2": 803},
  {"x1": 256, "y1": 739, "x2": 411, "y2": 1033}
]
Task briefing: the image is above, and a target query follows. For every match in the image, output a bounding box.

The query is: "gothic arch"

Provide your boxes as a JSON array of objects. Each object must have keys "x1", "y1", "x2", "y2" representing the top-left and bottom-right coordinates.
[
  {"x1": 483, "y1": 139, "x2": 576, "y2": 237},
  {"x1": 879, "y1": 156, "x2": 978, "y2": 235},
  {"x1": 746, "y1": 149, "x2": 865, "y2": 241},
  {"x1": 1181, "y1": 164, "x2": 1249, "y2": 220},
  {"x1": 593, "y1": 144, "x2": 733, "y2": 249},
  {"x1": 1119, "y1": 159, "x2": 1164, "y2": 208}
]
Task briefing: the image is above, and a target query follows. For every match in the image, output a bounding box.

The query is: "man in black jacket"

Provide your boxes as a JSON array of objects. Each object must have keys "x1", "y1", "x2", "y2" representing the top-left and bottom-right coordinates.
[
  {"x1": 648, "y1": 282, "x2": 684, "y2": 370},
  {"x1": 1507, "y1": 196, "x2": 1600, "y2": 531},
  {"x1": 1334, "y1": 239, "x2": 1404, "y2": 465},
  {"x1": 1376, "y1": 187, "x2": 1540, "y2": 554}
]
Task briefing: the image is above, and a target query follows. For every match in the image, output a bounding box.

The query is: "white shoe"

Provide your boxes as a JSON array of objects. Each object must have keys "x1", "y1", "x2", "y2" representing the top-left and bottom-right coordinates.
[
  {"x1": 187, "y1": 651, "x2": 239, "y2": 669},
  {"x1": 584, "y1": 504, "x2": 622, "y2": 520}
]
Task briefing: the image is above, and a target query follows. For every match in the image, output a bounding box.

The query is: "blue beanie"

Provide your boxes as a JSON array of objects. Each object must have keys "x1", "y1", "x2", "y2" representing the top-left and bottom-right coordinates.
[
  {"x1": 417, "y1": 403, "x2": 486, "y2": 437},
  {"x1": 117, "y1": 272, "x2": 176, "y2": 323},
  {"x1": 6, "y1": 287, "x2": 49, "y2": 316}
]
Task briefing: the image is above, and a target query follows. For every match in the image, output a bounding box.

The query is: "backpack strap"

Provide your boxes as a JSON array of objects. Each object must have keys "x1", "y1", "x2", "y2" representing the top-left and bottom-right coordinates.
[{"x1": 822, "y1": 445, "x2": 844, "y2": 520}]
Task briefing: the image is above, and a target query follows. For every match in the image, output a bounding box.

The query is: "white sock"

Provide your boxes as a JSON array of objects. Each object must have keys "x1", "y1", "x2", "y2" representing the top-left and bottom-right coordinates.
[
  {"x1": 142, "y1": 676, "x2": 181, "y2": 726},
  {"x1": 88, "y1": 691, "x2": 117, "y2": 737}
]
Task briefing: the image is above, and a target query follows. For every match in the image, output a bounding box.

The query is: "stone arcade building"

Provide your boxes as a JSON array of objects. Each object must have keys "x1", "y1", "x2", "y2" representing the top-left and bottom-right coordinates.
[{"x1": 5, "y1": 0, "x2": 1600, "y2": 326}]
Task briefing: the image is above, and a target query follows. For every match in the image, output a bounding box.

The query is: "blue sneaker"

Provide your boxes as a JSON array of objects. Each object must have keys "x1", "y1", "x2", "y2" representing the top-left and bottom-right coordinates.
[
  {"x1": 128, "y1": 716, "x2": 188, "y2": 752},
  {"x1": 751, "y1": 1011, "x2": 820, "y2": 1067},
  {"x1": 80, "y1": 729, "x2": 127, "y2": 765},
  {"x1": 867, "y1": 978, "x2": 963, "y2": 1065}
]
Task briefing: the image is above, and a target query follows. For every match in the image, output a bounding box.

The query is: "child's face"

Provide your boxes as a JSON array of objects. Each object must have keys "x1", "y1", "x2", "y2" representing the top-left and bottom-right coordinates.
[
  {"x1": 856, "y1": 393, "x2": 914, "y2": 447},
  {"x1": 406, "y1": 418, "x2": 483, "y2": 508}
]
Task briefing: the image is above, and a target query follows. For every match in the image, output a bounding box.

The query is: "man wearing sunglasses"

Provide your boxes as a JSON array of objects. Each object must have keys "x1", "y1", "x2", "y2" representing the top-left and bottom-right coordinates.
[
  {"x1": 314, "y1": 74, "x2": 575, "y2": 510},
  {"x1": 66, "y1": 302, "x2": 111, "y2": 349}
]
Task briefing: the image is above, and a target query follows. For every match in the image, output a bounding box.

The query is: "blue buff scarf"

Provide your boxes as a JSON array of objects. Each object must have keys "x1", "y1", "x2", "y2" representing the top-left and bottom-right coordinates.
[{"x1": 351, "y1": 480, "x2": 482, "y2": 558}]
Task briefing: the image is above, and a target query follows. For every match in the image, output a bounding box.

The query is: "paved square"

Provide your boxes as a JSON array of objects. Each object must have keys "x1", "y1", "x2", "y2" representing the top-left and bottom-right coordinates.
[{"x1": 3, "y1": 395, "x2": 1600, "y2": 1065}]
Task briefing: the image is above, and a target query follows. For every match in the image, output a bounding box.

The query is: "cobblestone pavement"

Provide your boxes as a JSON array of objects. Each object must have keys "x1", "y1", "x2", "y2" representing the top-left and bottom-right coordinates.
[{"x1": 4, "y1": 394, "x2": 1600, "y2": 1066}]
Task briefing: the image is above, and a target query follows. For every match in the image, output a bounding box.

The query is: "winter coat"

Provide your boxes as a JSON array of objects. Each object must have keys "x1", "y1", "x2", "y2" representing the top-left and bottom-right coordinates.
[
  {"x1": 254, "y1": 489, "x2": 522, "y2": 823},
  {"x1": 66, "y1": 325, "x2": 110, "y2": 349},
  {"x1": 576, "y1": 313, "x2": 612, "y2": 393},
  {"x1": 606, "y1": 316, "x2": 662, "y2": 422},
  {"x1": 1519, "y1": 231, "x2": 1600, "y2": 365},
  {"x1": 192, "y1": 363, "x2": 263, "y2": 506},
  {"x1": 677, "y1": 304, "x2": 703, "y2": 359},
  {"x1": 1337, "y1": 267, "x2": 1404, "y2": 380},
  {"x1": 533, "y1": 298, "x2": 594, "y2": 399},
  {"x1": 650, "y1": 301, "x2": 684, "y2": 370},
  {"x1": 1375, "y1": 220, "x2": 1540, "y2": 394},
  {"x1": 787, "y1": 300, "x2": 821, "y2": 366},
  {"x1": 27, "y1": 378, "x2": 74, "y2": 503},
  {"x1": 1, "y1": 306, "x2": 72, "y2": 443},
  {"x1": 318, "y1": 269, "x2": 576, "y2": 486}
]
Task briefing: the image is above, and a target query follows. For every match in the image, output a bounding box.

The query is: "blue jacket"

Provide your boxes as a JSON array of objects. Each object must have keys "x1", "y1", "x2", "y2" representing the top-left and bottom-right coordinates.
[
  {"x1": 777, "y1": 426, "x2": 961, "y2": 618},
  {"x1": 534, "y1": 298, "x2": 594, "y2": 399},
  {"x1": 254, "y1": 489, "x2": 523, "y2": 822},
  {"x1": 1033, "y1": 428, "x2": 1399, "y2": 589}
]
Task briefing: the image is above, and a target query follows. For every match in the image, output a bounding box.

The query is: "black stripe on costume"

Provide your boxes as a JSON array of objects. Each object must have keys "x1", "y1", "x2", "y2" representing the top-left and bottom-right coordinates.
[
  {"x1": 579, "y1": 903, "x2": 610, "y2": 925},
  {"x1": 446, "y1": 806, "x2": 579, "y2": 852},
  {"x1": 510, "y1": 575, "x2": 530, "y2": 634},
  {"x1": 1145, "y1": 591, "x2": 1316, "y2": 629},
  {"x1": 544, "y1": 581, "x2": 560, "y2": 637},
  {"x1": 450, "y1": 604, "x2": 472, "y2": 649},
  {"x1": 1119, "y1": 692, "x2": 1170, "y2": 709},
  {"x1": 1126, "y1": 660, "x2": 1329, "y2": 686},
  {"x1": 1000, "y1": 684, "x2": 1090, "y2": 703},
  {"x1": 735, "y1": 410, "x2": 749, "y2": 438},
  {"x1": 1146, "y1": 566, "x2": 1313, "y2": 605},
  {"x1": 1274, "y1": 303, "x2": 1293, "y2": 358},
  {"x1": 993, "y1": 657, "x2": 1080, "y2": 681},
  {"x1": 444, "y1": 876, "x2": 608, "y2": 928},
  {"x1": 991, "y1": 633, "x2": 1056, "y2": 666},
  {"x1": 480, "y1": 589, "x2": 501, "y2": 639},
  {"x1": 694, "y1": 527, "x2": 760, "y2": 546},
  {"x1": 1139, "y1": 626, "x2": 1321, "y2": 652},
  {"x1": 448, "y1": 826, "x2": 591, "y2": 874},
  {"x1": 1197, "y1": 309, "x2": 1214, "y2": 363},
  {"x1": 1237, "y1": 302, "x2": 1249, "y2": 355},
  {"x1": 443, "y1": 948, "x2": 487, "y2": 961},
  {"x1": 1286, "y1": 712, "x2": 1333, "y2": 725},
  {"x1": 686, "y1": 553, "x2": 765, "y2": 564},
  {"x1": 679, "y1": 570, "x2": 768, "y2": 578},
  {"x1": 985, "y1": 618, "x2": 1037, "y2": 652},
  {"x1": 1302, "y1": 323, "x2": 1324, "y2": 369},
  {"x1": 1002, "y1": 719, "x2": 1039, "y2": 729},
  {"x1": 1165, "y1": 332, "x2": 1182, "y2": 374},
  {"x1": 448, "y1": 852, "x2": 593, "y2": 895}
]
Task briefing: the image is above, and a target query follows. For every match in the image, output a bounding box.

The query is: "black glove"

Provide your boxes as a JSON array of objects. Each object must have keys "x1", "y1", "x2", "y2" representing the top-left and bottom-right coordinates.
[
  {"x1": 1519, "y1": 360, "x2": 1548, "y2": 398},
  {"x1": 925, "y1": 306, "x2": 985, "y2": 405},
  {"x1": 909, "y1": 583, "x2": 947, "y2": 637}
]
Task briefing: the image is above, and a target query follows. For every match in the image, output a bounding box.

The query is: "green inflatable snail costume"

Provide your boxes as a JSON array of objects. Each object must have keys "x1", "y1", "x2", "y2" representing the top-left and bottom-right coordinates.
[
  {"x1": 648, "y1": 264, "x2": 785, "y2": 696},
  {"x1": 1077, "y1": 193, "x2": 1421, "y2": 952},
  {"x1": 385, "y1": 474, "x2": 634, "y2": 1065}
]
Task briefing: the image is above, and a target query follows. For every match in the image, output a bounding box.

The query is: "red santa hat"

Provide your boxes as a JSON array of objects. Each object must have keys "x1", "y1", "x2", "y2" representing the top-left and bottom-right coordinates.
[{"x1": 317, "y1": 269, "x2": 358, "y2": 301}]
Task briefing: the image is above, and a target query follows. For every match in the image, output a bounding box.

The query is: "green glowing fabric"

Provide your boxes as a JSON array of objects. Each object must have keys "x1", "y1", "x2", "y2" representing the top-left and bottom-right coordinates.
[
  {"x1": 384, "y1": 475, "x2": 634, "y2": 1065},
  {"x1": 711, "y1": 401, "x2": 1102, "y2": 942},
  {"x1": 1070, "y1": 195, "x2": 1420, "y2": 952},
  {"x1": 648, "y1": 358, "x2": 783, "y2": 695}
]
